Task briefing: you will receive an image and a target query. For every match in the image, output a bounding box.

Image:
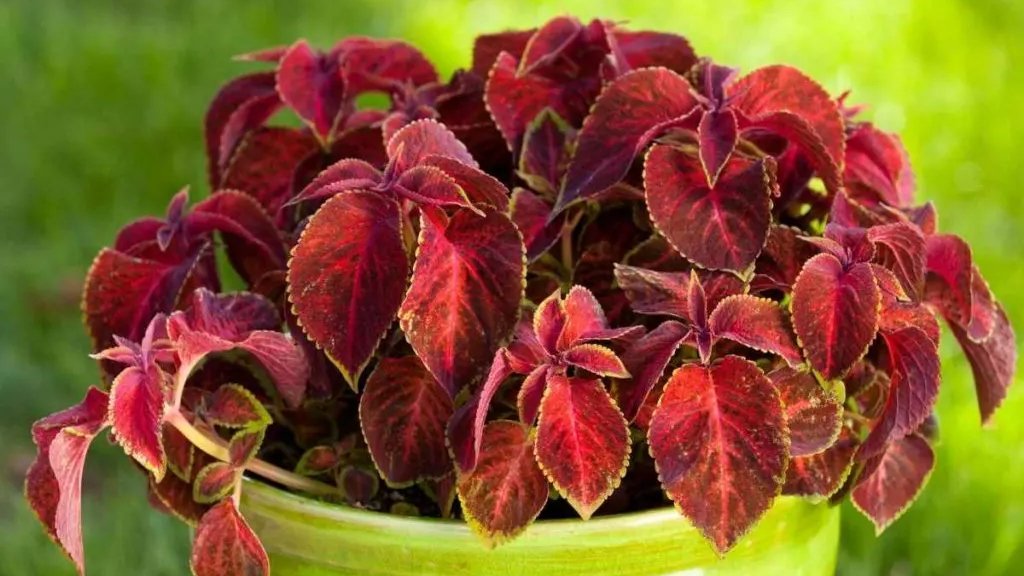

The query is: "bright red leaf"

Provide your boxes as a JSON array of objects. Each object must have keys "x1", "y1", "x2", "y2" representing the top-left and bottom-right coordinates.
[
  {"x1": 709, "y1": 295, "x2": 803, "y2": 367},
  {"x1": 190, "y1": 499, "x2": 270, "y2": 576}
]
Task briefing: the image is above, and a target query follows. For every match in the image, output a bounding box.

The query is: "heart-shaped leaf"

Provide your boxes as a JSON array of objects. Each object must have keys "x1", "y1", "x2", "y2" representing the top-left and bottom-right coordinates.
[
  {"x1": 388, "y1": 119, "x2": 477, "y2": 174},
  {"x1": 360, "y1": 356, "x2": 454, "y2": 486},
  {"x1": 852, "y1": 433, "x2": 934, "y2": 534},
  {"x1": 190, "y1": 500, "x2": 269, "y2": 576},
  {"x1": 535, "y1": 374, "x2": 630, "y2": 519},
  {"x1": 648, "y1": 356, "x2": 788, "y2": 554}
]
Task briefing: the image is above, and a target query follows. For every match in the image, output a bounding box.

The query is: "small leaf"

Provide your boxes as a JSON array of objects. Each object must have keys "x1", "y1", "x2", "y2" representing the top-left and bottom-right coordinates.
[
  {"x1": 535, "y1": 374, "x2": 630, "y2": 520},
  {"x1": 558, "y1": 67, "x2": 700, "y2": 213},
  {"x1": 420, "y1": 155, "x2": 511, "y2": 211},
  {"x1": 648, "y1": 356, "x2": 788, "y2": 554},
  {"x1": 359, "y1": 357, "x2": 454, "y2": 486},
  {"x1": 228, "y1": 427, "x2": 265, "y2": 466},
  {"x1": 190, "y1": 500, "x2": 270, "y2": 576},
  {"x1": 447, "y1": 350, "x2": 513, "y2": 473},
  {"x1": 770, "y1": 367, "x2": 843, "y2": 457},
  {"x1": 109, "y1": 365, "x2": 169, "y2": 479},
  {"x1": 517, "y1": 365, "x2": 550, "y2": 426},
  {"x1": 615, "y1": 320, "x2": 688, "y2": 422},
  {"x1": 644, "y1": 144, "x2": 774, "y2": 272},
  {"x1": 400, "y1": 208, "x2": 525, "y2": 396},
  {"x1": 518, "y1": 108, "x2": 573, "y2": 194},
  {"x1": 290, "y1": 158, "x2": 382, "y2": 206},
  {"x1": 561, "y1": 344, "x2": 629, "y2": 378},
  {"x1": 709, "y1": 295, "x2": 803, "y2": 367},
  {"x1": 164, "y1": 424, "x2": 195, "y2": 482},
  {"x1": 784, "y1": 428, "x2": 858, "y2": 500},
  {"x1": 697, "y1": 109, "x2": 738, "y2": 186},
  {"x1": 395, "y1": 165, "x2": 478, "y2": 211},
  {"x1": 193, "y1": 462, "x2": 239, "y2": 504},
  {"x1": 288, "y1": 191, "x2": 408, "y2": 387},
  {"x1": 338, "y1": 465, "x2": 380, "y2": 506},
  {"x1": 148, "y1": 471, "x2": 209, "y2": 526},
  {"x1": 458, "y1": 421, "x2": 549, "y2": 546},
  {"x1": 791, "y1": 254, "x2": 880, "y2": 379},
  {"x1": 557, "y1": 286, "x2": 611, "y2": 351},
  {"x1": 852, "y1": 433, "x2": 934, "y2": 535},
  {"x1": 614, "y1": 264, "x2": 690, "y2": 319},
  {"x1": 295, "y1": 446, "x2": 342, "y2": 476}
]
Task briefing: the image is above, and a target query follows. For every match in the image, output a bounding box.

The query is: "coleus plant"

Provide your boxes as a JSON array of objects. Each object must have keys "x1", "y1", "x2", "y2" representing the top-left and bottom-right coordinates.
[{"x1": 26, "y1": 14, "x2": 1017, "y2": 575}]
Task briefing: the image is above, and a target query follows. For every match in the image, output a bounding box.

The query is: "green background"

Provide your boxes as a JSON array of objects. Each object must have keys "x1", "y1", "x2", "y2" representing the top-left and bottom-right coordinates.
[{"x1": 0, "y1": 1, "x2": 1021, "y2": 574}]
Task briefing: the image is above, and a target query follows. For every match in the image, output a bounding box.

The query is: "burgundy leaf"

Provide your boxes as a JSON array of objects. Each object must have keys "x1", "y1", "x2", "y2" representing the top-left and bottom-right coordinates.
[
  {"x1": 288, "y1": 192, "x2": 407, "y2": 387},
  {"x1": 924, "y1": 233, "x2": 973, "y2": 327},
  {"x1": 606, "y1": 28, "x2": 697, "y2": 75},
  {"x1": 395, "y1": 165, "x2": 478, "y2": 211},
  {"x1": 290, "y1": 158, "x2": 382, "y2": 206},
  {"x1": 614, "y1": 264, "x2": 690, "y2": 319},
  {"x1": 360, "y1": 357, "x2": 454, "y2": 486},
  {"x1": 295, "y1": 446, "x2": 342, "y2": 476},
  {"x1": 447, "y1": 350, "x2": 513, "y2": 473},
  {"x1": 615, "y1": 320, "x2": 688, "y2": 422},
  {"x1": 558, "y1": 67, "x2": 700, "y2": 213},
  {"x1": 648, "y1": 356, "x2": 788, "y2": 554},
  {"x1": 709, "y1": 295, "x2": 803, "y2": 367},
  {"x1": 419, "y1": 155, "x2": 512, "y2": 211},
  {"x1": 457, "y1": 421, "x2": 548, "y2": 546},
  {"x1": 276, "y1": 40, "x2": 345, "y2": 141},
  {"x1": 510, "y1": 188, "x2": 565, "y2": 261},
  {"x1": 697, "y1": 109, "x2": 739, "y2": 186},
  {"x1": 204, "y1": 72, "x2": 281, "y2": 185},
  {"x1": 535, "y1": 374, "x2": 630, "y2": 519},
  {"x1": 190, "y1": 500, "x2": 270, "y2": 576},
  {"x1": 852, "y1": 433, "x2": 934, "y2": 534},
  {"x1": 193, "y1": 462, "x2": 239, "y2": 504},
  {"x1": 533, "y1": 290, "x2": 566, "y2": 355},
  {"x1": 388, "y1": 118, "x2": 477, "y2": 174},
  {"x1": 770, "y1": 367, "x2": 843, "y2": 456},
  {"x1": 203, "y1": 384, "x2": 271, "y2": 430},
  {"x1": 400, "y1": 208, "x2": 525, "y2": 396},
  {"x1": 333, "y1": 37, "x2": 438, "y2": 95},
  {"x1": 784, "y1": 428, "x2": 858, "y2": 499},
  {"x1": 221, "y1": 127, "x2": 319, "y2": 214},
  {"x1": 472, "y1": 30, "x2": 534, "y2": 76},
  {"x1": 792, "y1": 254, "x2": 880, "y2": 379},
  {"x1": 868, "y1": 221, "x2": 926, "y2": 298},
  {"x1": 109, "y1": 365, "x2": 169, "y2": 479},
  {"x1": 950, "y1": 304, "x2": 1017, "y2": 424},
  {"x1": 228, "y1": 427, "x2": 265, "y2": 466},
  {"x1": 516, "y1": 364, "x2": 550, "y2": 426},
  {"x1": 190, "y1": 191, "x2": 288, "y2": 287},
  {"x1": 561, "y1": 344, "x2": 629, "y2": 378},
  {"x1": 164, "y1": 424, "x2": 195, "y2": 482},
  {"x1": 517, "y1": 108, "x2": 573, "y2": 194},
  {"x1": 644, "y1": 144, "x2": 774, "y2": 272},
  {"x1": 754, "y1": 224, "x2": 817, "y2": 291},
  {"x1": 557, "y1": 285, "x2": 615, "y2": 350}
]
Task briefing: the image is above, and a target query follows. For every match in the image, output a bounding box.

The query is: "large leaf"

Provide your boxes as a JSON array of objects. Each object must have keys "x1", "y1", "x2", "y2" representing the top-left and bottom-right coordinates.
[
  {"x1": 360, "y1": 357, "x2": 453, "y2": 486},
  {"x1": 648, "y1": 356, "x2": 788, "y2": 554},
  {"x1": 709, "y1": 295, "x2": 803, "y2": 367},
  {"x1": 109, "y1": 365, "x2": 169, "y2": 479},
  {"x1": 25, "y1": 387, "x2": 109, "y2": 574},
  {"x1": 949, "y1": 304, "x2": 1017, "y2": 424},
  {"x1": 221, "y1": 127, "x2": 319, "y2": 215},
  {"x1": 534, "y1": 374, "x2": 630, "y2": 519},
  {"x1": 770, "y1": 367, "x2": 842, "y2": 456},
  {"x1": 644, "y1": 144, "x2": 774, "y2": 272},
  {"x1": 400, "y1": 208, "x2": 525, "y2": 396},
  {"x1": 791, "y1": 254, "x2": 880, "y2": 379},
  {"x1": 289, "y1": 192, "x2": 408, "y2": 387},
  {"x1": 557, "y1": 67, "x2": 700, "y2": 213},
  {"x1": 457, "y1": 421, "x2": 549, "y2": 546},
  {"x1": 190, "y1": 500, "x2": 270, "y2": 576},
  {"x1": 852, "y1": 433, "x2": 934, "y2": 534}
]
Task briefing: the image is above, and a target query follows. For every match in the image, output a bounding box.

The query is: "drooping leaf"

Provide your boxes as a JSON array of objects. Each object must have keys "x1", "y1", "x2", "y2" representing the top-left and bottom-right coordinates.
[
  {"x1": 859, "y1": 326, "x2": 940, "y2": 459},
  {"x1": 648, "y1": 356, "x2": 788, "y2": 554},
  {"x1": 472, "y1": 29, "x2": 534, "y2": 76},
  {"x1": 644, "y1": 144, "x2": 774, "y2": 272},
  {"x1": 949, "y1": 304, "x2": 1017, "y2": 424},
  {"x1": 784, "y1": 428, "x2": 858, "y2": 500},
  {"x1": 535, "y1": 374, "x2": 630, "y2": 519},
  {"x1": 109, "y1": 365, "x2": 169, "y2": 479},
  {"x1": 923, "y1": 233, "x2": 973, "y2": 327},
  {"x1": 557, "y1": 67, "x2": 700, "y2": 213},
  {"x1": 203, "y1": 384, "x2": 271, "y2": 430},
  {"x1": 400, "y1": 208, "x2": 525, "y2": 396},
  {"x1": 190, "y1": 500, "x2": 270, "y2": 576},
  {"x1": 770, "y1": 367, "x2": 842, "y2": 456},
  {"x1": 164, "y1": 423, "x2": 195, "y2": 482},
  {"x1": 288, "y1": 192, "x2": 408, "y2": 387},
  {"x1": 457, "y1": 421, "x2": 549, "y2": 546},
  {"x1": 709, "y1": 295, "x2": 803, "y2": 367},
  {"x1": 791, "y1": 254, "x2": 880, "y2": 379},
  {"x1": 193, "y1": 462, "x2": 239, "y2": 504},
  {"x1": 615, "y1": 320, "x2": 688, "y2": 422},
  {"x1": 852, "y1": 433, "x2": 934, "y2": 534},
  {"x1": 868, "y1": 221, "x2": 926, "y2": 299},
  {"x1": 697, "y1": 109, "x2": 738, "y2": 186},
  {"x1": 276, "y1": 40, "x2": 345, "y2": 141},
  {"x1": 25, "y1": 387, "x2": 109, "y2": 574},
  {"x1": 360, "y1": 357, "x2": 454, "y2": 486},
  {"x1": 447, "y1": 350, "x2": 513, "y2": 474}
]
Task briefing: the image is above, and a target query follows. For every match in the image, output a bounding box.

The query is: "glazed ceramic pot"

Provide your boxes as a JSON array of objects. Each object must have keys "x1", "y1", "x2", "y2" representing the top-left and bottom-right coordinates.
[{"x1": 240, "y1": 480, "x2": 839, "y2": 575}]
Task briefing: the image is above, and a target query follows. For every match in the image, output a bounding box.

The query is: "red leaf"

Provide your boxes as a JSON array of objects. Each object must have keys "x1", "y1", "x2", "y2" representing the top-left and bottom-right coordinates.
[
  {"x1": 472, "y1": 30, "x2": 534, "y2": 76},
  {"x1": 193, "y1": 462, "x2": 239, "y2": 504},
  {"x1": 561, "y1": 344, "x2": 629, "y2": 378},
  {"x1": 517, "y1": 364, "x2": 550, "y2": 426},
  {"x1": 644, "y1": 145, "x2": 774, "y2": 272},
  {"x1": 25, "y1": 387, "x2": 109, "y2": 574},
  {"x1": 164, "y1": 423, "x2": 195, "y2": 481},
  {"x1": 510, "y1": 188, "x2": 564, "y2": 261},
  {"x1": 614, "y1": 264, "x2": 690, "y2": 319},
  {"x1": 606, "y1": 28, "x2": 697, "y2": 75},
  {"x1": 419, "y1": 155, "x2": 512, "y2": 211},
  {"x1": 535, "y1": 374, "x2": 630, "y2": 519},
  {"x1": 873, "y1": 265, "x2": 941, "y2": 345},
  {"x1": 290, "y1": 158, "x2": 382, "y2": 206},
  {"x1": 844, "y1": 124, "x2": 915, "y2": 207},
  {"x1": 447, "y1": 351, "x2": 513, "y2": 473},
  {"x1": 204, "y1": 72, "x2": 281, "y2": 185},
  {"x1": 792, "y1": 254, "x2": 880, "y2": 379},
  {"x1": 190, "y1": 500, "x2": 270, "y2": 576},
  {"x1": 697, "y1": 109, "x2": 739, "y2": 186},
  {"x1": 753, "y1": 224, "x2": 817, "y2": 291},
  {"x1": 388, "y1": 119, "x2": 477, "y2": 174},
  {"x1": 709, "y1": 295, "x2": 803, "y2": 367},
  {"x1": 784, "y1": 428, "x2": 858, "y2": 499},
  {"x1": 190, "y1": 191, "x2": 288, "y2": 287},
  {"x1": 517, "y1": 108, "x2": 572, "y2": 194},
  {"x1": 950, "y1": 304, "x2": 1017, "y2": 424},
  {"x1": 333, "y1": 37, "x2": 438, "y2": 95},
  {"x1": 203, "y1": 384, "x2": 271, "y2": 430},
  {"x1": 228, "y1": 427, "x2": 265, "y2": 466},
  {"x1": 533, "y1": 290, "x2": 566, "y2": 355},
  {"x1": 868, "y1": 221, "x2": 926, "y2": 298},
  {"x1": 288, "y1": 192, "x2": 408, "y2": 386},
  {"x1": 295, "y1": 445, "x2": 342, "y2": 476},
  {"x1": 149, "y1": 470, "x2": 209, "y2": 526},
  {"x1": 557, "y1": 285, "x2": 612, "y2": 351},
  {"x1": 400, "y1": 208, "x2": 525, "y2": 396},
  {"x1": 221, "y1": 127, "x2": 319, "y2": 215},
  {"x1": 558, "y1": 67, "x2": 700, "y2": 212},
  {"x1": 615, "y1": 320, "x2": 688, "y2": 422},
  {"x1": 923, "y1": 233, "x2": 973, "y2": 327},
  {"x1": 457, "y1": 421, "x2": 549, "y2": 546},
  {"x1": 277, "y1": 40, "x2": 345, "y2": 140},
  {"x1": 859, "y1": 327, "x2": 940, "y2": 459},
  {"x1": 185, "y1": 289, "x2": 280, "y2": 340},
  {"x1": 395, "y1": 165, "x2": 479, "y2": 212},
  {"x1": 852, "y1": 433, "x2": 934, "y2": 534},
  {"x1": 648, "y1": 356, "x2": 788, "y2": 554},
  {"x1": 110, "y1": 365, "x2": 169, "y2": 479},
  {"x1": 770, "y1": 367, "x2": 843, "y2": 457},
  {"x1": 360, "y1": 357, "x2": 454, "y2": 486}
]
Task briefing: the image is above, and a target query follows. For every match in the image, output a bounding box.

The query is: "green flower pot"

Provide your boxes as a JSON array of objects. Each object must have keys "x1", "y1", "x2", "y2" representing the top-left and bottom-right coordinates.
[{"x1": 240, "y1": 480, "x2": 839, "y2": 575}]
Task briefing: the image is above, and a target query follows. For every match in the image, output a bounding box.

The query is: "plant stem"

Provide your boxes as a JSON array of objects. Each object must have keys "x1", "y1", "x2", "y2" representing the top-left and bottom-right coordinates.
[{"x1": 164, "y1": 409, "x2": 338, "y2": 498}]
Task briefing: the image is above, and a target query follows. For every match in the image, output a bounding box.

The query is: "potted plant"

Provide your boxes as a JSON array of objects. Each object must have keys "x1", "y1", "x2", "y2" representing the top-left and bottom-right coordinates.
[{"x1": 25, "y1": 15, "x2": 1016, "y2": 576}]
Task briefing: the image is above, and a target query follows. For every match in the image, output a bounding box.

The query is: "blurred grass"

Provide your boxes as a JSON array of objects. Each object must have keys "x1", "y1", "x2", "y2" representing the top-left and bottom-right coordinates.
[{"x1": 0, "y1": 1, "x2": 1020, "y2": 574}]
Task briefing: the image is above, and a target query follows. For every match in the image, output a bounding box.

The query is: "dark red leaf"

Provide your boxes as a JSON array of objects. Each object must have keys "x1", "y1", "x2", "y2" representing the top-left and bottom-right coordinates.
[
  {"x1": 388, "y1": 119, "x2": 477, "y2": 174},
  {"x1": 533, "y1": 290, "x2": 566, "y2": 355},
  {"x1": 290, "y1": 158, "x2": 382, "y2": 206},
  {"x1": 485, "y1": 52, "x2": 567, "y2": 152},
  {"x1": 644, "y1": 145, "x2": 774, "y2": 272},
  {"x1": 472, "y1": 30, "x2": 534, "y2": 76},
  {"x1": 518, "y1": 108, "x2": 572, "y2": 194},
  {"x1": 276, "y1": 40, "x2": 345, "y2": 141},
  {"x1": 149, "y1": 470, "x2": 209, "y2": 526},
  {"x1": 709, "y1": 295, "x2": 803, "y2": 367},
  {"x1": 333, "y1": 37, "x2": 437, "y2": 95},
  {"x1": 697, "y1": 109, "x2": 738, "y2": 186},
  {"x1": 395, "y1": 165, "x2": 478, "y2": 211},
  {"x1": 228, "y1": 427, "x2": 265, "y2": 466},
  {"x1": 873, "y1": 265, "x2": 941, "y2": 345},
  {"x1": 447, "y1": 350, "x2": 513, "y2": 474},
  {"x1": 950, "y1": 304, "x2": 1017, "y2": 424},
  {"x1": 164, "y1": 424, "x2": 195, "y2": 482},
  {"x1": 844, "y1": 123, "x2": 915, "y2": 207},
  {"x1": 110, "y1": 365, "x2": 169, "y2": 479},
  {"x1": 510, "y1": 188, "x2": 564, "y2": 261},
  {"x1": 295, "y1": 445, "x2": 342, "y2": 476},
  {"x1": 923, "y1": 233, "x2": 973, "y2": 327},
  {"x1": 648, "y1": 356, "x2": 788, "y2": 554},
  {"x1": 558, "y1": 67, "x2": 700, "y2": 212},
  {"x1": 792, "y1": 254, "x2": 880, "y2": 379},
  {"x1": 190, "y1": 500, "x2": 269, "y2": 576},
  {"x1": 859, "y1": 327, "x2": 940, "y2": 459},
  {"x1": 400, "y1": 208, "x2": 525, "y2": 396},
  {"x1": 535, "y1": 374, "x2": 630, "y2": 519},
  {"x1": 753, "y1": 224, "x2": 817, "y2": 292},
  {"x1": 457, "y1": 421, "x2": 548, "y2": 546},
  {"x1": 868, "y1": 221, "x2": 926, "y2": 298},
  {"x1": 852, "y1": 433, "x2": 934, "y2": 534},
  {"x1": 606, "y1": 28, "x2": 697, "y2": 75},
  {"x1": 360, "y1": 357, "x2": 454, "y2": 486},
  {"x1": 221, "y1": 127, "x2": 319, "y2": 215},
  {"x1": 204, "y1": 72, "x2": 281, "y2": 185},
  {"x1": 421, "y1": 154, "x2": 511, "y2": 211},
  {"x1": 770, "y1": 367, "x2": 842, "y2": 456},
  {"x1": 615, "y1": 320, "x2": 688, "y2": 422},
  {"x1": 339, "y1": 465, "x2": 380, "y2": 506},
  {"x1": 288, "y1": 192, "x2": 407, "y2": 387},
  {"x1": 516, "y1": 364, "x2": 550, "y2": 426},
  {"x1": 614, "y1": 264, "x2": 690, "y2": 319},
  {"x1": 193, "y1": 462, "x2": 239, "y2": 504},
  {"x1": 190, "y1": 191, "x2": 288, "y2": 287},
  {"x1": 784, "y1": 428, "x2": 858, "y2": 500}
]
